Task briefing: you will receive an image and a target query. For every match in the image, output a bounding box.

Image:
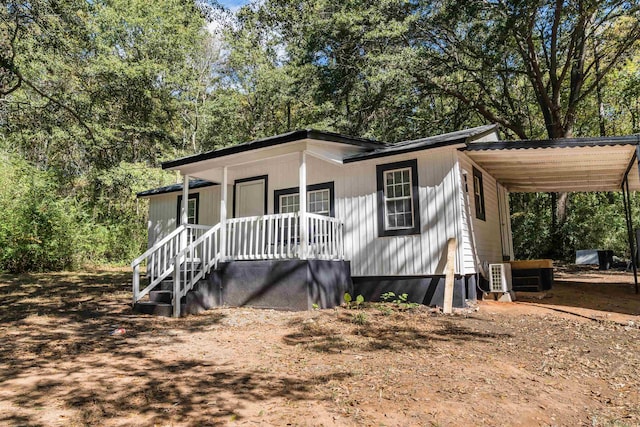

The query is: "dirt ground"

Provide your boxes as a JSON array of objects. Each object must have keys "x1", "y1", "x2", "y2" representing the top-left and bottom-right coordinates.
[{"x1": 1, "y1": 267, "x2": 639, "y2": 426}]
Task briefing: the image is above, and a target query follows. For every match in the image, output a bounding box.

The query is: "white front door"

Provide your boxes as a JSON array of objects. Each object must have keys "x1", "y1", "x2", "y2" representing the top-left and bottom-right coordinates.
[{"x1": 235, "y1": 178, "x2": 266, "y2": 217}]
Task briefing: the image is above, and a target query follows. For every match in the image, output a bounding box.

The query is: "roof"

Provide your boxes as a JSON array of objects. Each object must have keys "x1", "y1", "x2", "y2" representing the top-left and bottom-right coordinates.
[
  {"x1": 343, "y1": 124, "x2": 497, "y2": 163},
  {"x1": 136, "y1": 178, "x2": 217, "y2": 198},
  {"x1": 464, "y1": 134, "x2": 640, "y2": 151},
  {"x1": 463, "y1": 134, "x2": 640, "y2": 192},
  {"x1": 162, "y1": 129, "x2": 385, "y2": 169}
]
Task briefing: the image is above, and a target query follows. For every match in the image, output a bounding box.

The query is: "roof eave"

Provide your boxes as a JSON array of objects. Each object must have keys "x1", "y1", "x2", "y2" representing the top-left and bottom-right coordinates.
[
  {"x1": 344, "y1": 139, "x2": 467, "y2": 163},
  {"x1": 162, "y1": 129, "x2": 384, "y2": 170}
]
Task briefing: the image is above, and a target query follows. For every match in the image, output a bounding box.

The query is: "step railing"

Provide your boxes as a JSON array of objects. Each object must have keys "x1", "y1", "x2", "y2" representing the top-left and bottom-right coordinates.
[
  {"x1": 131, "y1": 224, "x2": 211, "y2": 305},
  {"x1": 172, "y1": 223, "x2": 222, "y2": 317}
]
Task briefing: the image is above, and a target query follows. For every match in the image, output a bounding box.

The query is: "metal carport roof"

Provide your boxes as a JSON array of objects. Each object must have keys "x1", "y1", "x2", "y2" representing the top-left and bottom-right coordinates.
[
  {"x1": 462, "y1": 135, "x2": 640, "y2": 193},
  {"x1": 462, "y1": 134, "x2": 640, "y2": 294}
]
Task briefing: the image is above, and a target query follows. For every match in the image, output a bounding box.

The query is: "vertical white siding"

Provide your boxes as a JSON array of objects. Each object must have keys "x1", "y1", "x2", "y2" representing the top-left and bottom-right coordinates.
[
  {"x1": 457, "y1": 152, "x2": 506, "y2": 271},
  {"x1": 146, "y1": 186, "x2": 221, "y2": 248},
  {"x1": 337, "y1": 149, "x2": 463, "y2": 276},
  {"x1": 145, "y1": 148, "x2": 477, "y2": 277}
]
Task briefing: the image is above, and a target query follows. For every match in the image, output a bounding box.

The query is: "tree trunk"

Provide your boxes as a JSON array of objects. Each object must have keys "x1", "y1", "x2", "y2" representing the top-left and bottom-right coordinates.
[{"x1": 548, "y1": 128, "x2": 571, "y2": 259}]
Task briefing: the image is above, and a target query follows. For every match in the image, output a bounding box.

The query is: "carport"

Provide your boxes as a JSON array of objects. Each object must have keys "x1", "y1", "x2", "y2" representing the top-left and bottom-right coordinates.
[{"x1": 462, "y1": 135, "x2": 640, "y2": 294}]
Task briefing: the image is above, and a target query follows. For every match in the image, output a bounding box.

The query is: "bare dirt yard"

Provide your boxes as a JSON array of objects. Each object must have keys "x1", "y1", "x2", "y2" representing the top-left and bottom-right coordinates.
[{"x1": 1, "y1": 266, "x2": 639, "y2": 426}]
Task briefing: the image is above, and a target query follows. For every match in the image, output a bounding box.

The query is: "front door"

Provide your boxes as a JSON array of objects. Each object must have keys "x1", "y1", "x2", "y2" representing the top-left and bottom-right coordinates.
[
  {"x1": 234, "y1": 176, "x2": 266, "y2": 217},
  {"x1": 232, "y1": 176, "x2": 267, "y2": 258}
]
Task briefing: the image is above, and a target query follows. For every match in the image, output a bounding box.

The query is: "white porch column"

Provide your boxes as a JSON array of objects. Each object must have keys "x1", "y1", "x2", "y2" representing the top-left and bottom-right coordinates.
[
  {"x1": 219, "y1": 166, "x2": 228, "y2": 260},
  {"x1": 180, "y1": 174, "x2": 189, "y2": 250},
  {"x1": 299, "y1": 151, "x2": 308, "y2": 259}
]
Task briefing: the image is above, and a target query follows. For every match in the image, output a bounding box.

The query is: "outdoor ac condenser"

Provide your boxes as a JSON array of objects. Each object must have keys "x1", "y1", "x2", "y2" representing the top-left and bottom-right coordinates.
[{"x1": 488, "y1": 263, "x2": 512, "y2": 293}]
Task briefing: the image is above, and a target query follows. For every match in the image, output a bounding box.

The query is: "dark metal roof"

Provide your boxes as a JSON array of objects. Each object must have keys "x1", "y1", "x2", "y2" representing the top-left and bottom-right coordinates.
[
  {"x1": 162, "y1": 129, "x2": 385, "y2": 169},
  {"x1": 344, "y1": 124, "x2": 498, "y2": 163},
  {"x1": 463, "y1": 134, "x2": 640, "y2": 151},
  {"x1": 137, "y1": 178, "x2": 217, "y2": 198}
]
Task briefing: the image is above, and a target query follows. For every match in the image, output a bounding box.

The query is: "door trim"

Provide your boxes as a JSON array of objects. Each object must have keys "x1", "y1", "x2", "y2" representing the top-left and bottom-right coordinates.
[{"x1": 233, "y1": 175, "x2": 268, "y2": 217}]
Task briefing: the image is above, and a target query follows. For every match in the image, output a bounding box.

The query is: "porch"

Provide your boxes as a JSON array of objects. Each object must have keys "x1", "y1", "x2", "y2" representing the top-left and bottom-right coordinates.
[{"x1": 131, "y1": 212, "x2": 347, "y2": 317}]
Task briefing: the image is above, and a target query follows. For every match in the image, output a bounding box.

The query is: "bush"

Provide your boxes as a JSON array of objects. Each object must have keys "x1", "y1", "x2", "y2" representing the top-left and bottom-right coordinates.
[
  {"x1": 0, "y1": 155, "x2": 168, "y2": 272},
  {"x1": 0, "y1": 157, "x2": 82, "y2": 271}
]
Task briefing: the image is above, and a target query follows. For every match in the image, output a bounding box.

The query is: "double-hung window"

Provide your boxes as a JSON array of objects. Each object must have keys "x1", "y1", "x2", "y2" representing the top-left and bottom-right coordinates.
[
  {"x1": 472, "y1": 167, "x2": 486, "y2": 221},
  {"x1": 274, "y1": 182, "x2": 334, "y2": 216},
  {"x1": 176, "y1": 194, "x2": 199, "y2": 225},
  {"x1": 376, "y1": 159, "x2": 420, "y2": 236}
]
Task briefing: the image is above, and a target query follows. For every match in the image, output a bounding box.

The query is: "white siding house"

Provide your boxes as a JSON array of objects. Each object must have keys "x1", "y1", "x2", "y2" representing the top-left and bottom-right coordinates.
[{"x1": 134, "y1": 125, "x2": 513, "y2": 315}]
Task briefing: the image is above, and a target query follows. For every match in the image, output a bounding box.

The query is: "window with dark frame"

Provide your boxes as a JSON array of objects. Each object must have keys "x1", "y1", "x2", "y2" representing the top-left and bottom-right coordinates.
[
  {"x1": 273, "y1": 182, "x2": 335, "y2": 216},
  {"x1": 376, "y1": 159, "x2": 421, "y2": 236},
  {"x1": 472, "y1": 167, "x2": 486, "y2": 221},
  {"x1": 176, "y1": 193, "x2": 199, "y2": 225}
]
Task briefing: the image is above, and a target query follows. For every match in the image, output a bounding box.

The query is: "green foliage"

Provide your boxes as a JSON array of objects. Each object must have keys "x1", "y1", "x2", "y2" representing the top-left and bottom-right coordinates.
[
  {"x1": 0, "y1": 151, "x2": 173, "y2": 271},
  {"x1": 380, "y1": 291, "x2": 419, "y2": 309},
  {"x1": 511, "y1": 192, "x2": 640, "y2": 261},
  {"x1": 0, "y1": 155, "x2": 80, "y2": 272},
  {"x1": 343, "y1": 292, "x2": 365, "y2": 309},
  {"x1": 351, "y1": 312, "x2": 368, "y2": 325},
  {"x1": 1, "y1": 0, "x2": 639, "y2": 271}
]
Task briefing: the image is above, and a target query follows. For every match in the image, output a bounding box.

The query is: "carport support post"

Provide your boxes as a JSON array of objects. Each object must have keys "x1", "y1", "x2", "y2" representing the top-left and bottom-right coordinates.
[{"x1": 622, "y1": 175, "x2": 639, "y2": 294}]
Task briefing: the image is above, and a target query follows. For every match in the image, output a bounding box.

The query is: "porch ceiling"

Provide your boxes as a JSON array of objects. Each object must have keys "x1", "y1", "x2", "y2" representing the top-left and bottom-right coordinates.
[{"x1": 463, "y1": 137, "x2": 640, "y2": 192}]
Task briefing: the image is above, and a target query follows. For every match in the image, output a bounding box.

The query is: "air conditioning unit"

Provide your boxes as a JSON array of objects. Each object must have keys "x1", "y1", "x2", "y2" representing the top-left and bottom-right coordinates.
[{"x1": 489, "y1": 263, "x2": 512, "y2": 293}]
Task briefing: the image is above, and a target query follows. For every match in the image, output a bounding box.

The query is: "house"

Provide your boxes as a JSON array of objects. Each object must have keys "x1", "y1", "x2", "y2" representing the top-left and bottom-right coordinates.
[{"x1": 132, "y1": 125, "x2": 640, "y2": 316}]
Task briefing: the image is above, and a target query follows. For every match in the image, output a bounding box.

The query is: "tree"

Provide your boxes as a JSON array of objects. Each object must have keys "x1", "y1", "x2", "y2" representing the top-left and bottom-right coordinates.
[{"x1": 412, "y1": 0, "x2": 640, "y2": 140}]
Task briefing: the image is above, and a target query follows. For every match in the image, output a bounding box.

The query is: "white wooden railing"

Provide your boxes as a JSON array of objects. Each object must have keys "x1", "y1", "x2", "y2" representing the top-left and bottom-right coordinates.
[
  {"x1": 132, "y1": 213, "x2": 344, "y2": 317},
  {"x1": 172, "y1": 223, "x2": 221, "y2": 317},
  {"x1": 131, "y1": 224, "x2": 211, "y2": 305},
  {"x1": 225, "y1": 212, "x2": 344, "y2": 261},
  {"x1": 306, "y1": 213, "x2": 345, "y2": 260},
  {"x1": 226, "y1": 212, "x2": 299, "y2": 259}
]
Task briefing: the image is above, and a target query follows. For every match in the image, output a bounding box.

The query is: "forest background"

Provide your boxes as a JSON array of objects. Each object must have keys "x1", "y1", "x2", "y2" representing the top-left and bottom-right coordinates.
[{"x1": 1, "y1": 0, "x2": 639, "y2": 272}]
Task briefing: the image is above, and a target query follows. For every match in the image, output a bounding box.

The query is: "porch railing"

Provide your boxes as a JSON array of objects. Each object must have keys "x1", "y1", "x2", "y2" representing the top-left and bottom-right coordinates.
[
  {"x1": 132, "y1": 213, "x2": 344, "y2": 317},
  {"x1": 227, "y1": 212, "x2": 299, "y2": 260},
  {"x1": 131, "y1": 224, "x2": 211, "y2": 305},
  {"x1": 306, "y1": 213, "x2": 345, "y2": 260},
  {"x1": 225, "y1": 212, "x2": 344, "y2": 261}
]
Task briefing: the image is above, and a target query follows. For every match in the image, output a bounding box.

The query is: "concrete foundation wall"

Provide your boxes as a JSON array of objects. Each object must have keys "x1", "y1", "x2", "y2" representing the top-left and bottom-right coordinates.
[
  {"x1": 352, "y1": 274, "x2": 477, "y2": 308},
  {"x1": 204, "y1": 260, "x2": 352, "y2": 311}
]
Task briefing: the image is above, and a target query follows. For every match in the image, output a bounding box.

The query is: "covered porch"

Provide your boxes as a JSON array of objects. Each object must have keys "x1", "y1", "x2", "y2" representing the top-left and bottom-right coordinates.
[{"x1": 132, "y1": 133, "x2": 359, "y2": 316}]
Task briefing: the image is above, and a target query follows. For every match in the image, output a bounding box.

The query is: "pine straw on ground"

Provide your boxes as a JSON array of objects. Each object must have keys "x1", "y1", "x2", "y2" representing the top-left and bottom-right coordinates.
[{"x1": 0, "y1": 268, "x2": 639, "y2": 426}]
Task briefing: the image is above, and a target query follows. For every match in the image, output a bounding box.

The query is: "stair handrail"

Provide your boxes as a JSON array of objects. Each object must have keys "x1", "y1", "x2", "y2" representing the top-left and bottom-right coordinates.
[
  {"x1": 132, "y1": 224, "x2": 189, "y2": 305},
  {"x1": 172, "y1": 223, "x2": 222, "y2": 317},
  {"x1": 131, "y1": 224, "x2": 186, "y2": 268}
]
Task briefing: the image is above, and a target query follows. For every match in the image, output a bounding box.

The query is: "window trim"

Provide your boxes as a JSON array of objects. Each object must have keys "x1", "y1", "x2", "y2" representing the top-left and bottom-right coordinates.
[
  {"x1": 273, "y1": 181, "x2": 335, "y2": 217},
  {"x1": 376, "y1": 159, "x2": 421, "y2": 237},
  {"x1": 176, "y1": 193, "x2": 200, "y2": 225},
  {"x1": 472, "y1": 166, "x2": 486, "y2": 221}
]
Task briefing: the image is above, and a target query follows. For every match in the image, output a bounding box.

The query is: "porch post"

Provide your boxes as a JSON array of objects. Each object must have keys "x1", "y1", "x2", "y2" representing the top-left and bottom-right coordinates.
[
  {"x1": 181, "y1": 174, "x2": 189, "y2": 250},
  {"x1": 220, "y1": 166, "x2": 228, "y2": 260},
  {"x1": 299, "y1": 151, "x2": 308, "y2": 259}
]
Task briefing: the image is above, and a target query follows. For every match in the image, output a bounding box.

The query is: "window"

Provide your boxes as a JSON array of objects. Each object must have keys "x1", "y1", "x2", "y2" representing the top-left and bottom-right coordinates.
[
  {"x1": 376, "y1": 159, "x2": 420, "y2": 236},
  {"x1": 279, "y1": 193, "x2": 300, "y2": 214},
  {"x1": 176, "y1": 193, "x2": 199, "y2": 225},
  {"x1": 472, "y1": 167, "x2": 485, "y2": 221},
  {"x1": 274, "y1": 182, "x2": 334, "y2": 216},
  {"x1": 308, "y1": 189, "x2": 331, "y2": 216}
]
